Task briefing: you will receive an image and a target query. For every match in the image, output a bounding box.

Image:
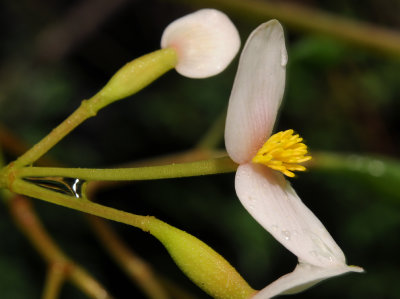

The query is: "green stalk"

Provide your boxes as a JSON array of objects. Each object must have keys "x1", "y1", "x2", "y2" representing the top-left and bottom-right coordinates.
[
  {"x1": 16, "y1": 156, "x2": 238, "y2": 181},
  {"x1": 311, "y1": 152, "x2": 400, "y2": 200},
  {"x1": 11, "y1": 179, "x2": 255, "y2": 299},
  {"x1": 12, "y1": 179, "x2": 151, "y2": 230},
  {"x1": 12, "y1": 48, "x2": 177, "y2": 168}
]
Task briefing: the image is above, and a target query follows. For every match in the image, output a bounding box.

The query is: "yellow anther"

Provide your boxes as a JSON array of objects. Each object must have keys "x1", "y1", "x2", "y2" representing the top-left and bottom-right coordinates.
[{"x1": 252, "y1": 129, "x2": 312, "y2": 177}]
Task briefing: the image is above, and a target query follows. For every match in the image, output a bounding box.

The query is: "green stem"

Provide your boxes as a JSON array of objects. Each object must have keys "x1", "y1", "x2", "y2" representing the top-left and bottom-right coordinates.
[
  {"x1": 16, "y1": 156, "x2": 238, "y2": 181},
  {"x1": 311, "y1": 152, "x2": 400, "y2": 178},
  {"x1": 88, "y1": 217, "x2": 170, "y2": 299},
  {"x1": 12, "y1": 179, "x2": 151, "y2": 230},
  {"x1": 11, "y1": 179, "x2": 255, "y2": 299},
  {"x1": 12, "y1": 48, "x2": 177, "y2": 168},
  {"x1": 42, "y1": 264, "x2": 66, "y2": 299},
  {"x1": 311, "y1": 152, "x2": 400, "y2": 199},
  {"x1": 9, "y1": 194, "x2": 113, "y2": 299},
  {"x1": 13, "y1": 100, "x2": 95, "y2": 168}
]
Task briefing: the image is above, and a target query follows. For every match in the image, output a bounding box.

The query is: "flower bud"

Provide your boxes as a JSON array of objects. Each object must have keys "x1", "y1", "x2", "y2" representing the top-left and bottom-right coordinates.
[
  {"x1": 148, "y1": 218, "x2": 255, "y2": 299},
  {"x1": 161, "y1": 9, "x2": 240, "y2": 78},
  {"x1": 94, "y1": 48, "x2": 177, "y2": 109}
]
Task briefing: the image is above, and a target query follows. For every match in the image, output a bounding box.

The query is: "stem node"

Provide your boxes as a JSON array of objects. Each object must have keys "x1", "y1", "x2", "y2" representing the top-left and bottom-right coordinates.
[
  {"x1": 80, "y1": 99, "x2": 98, "y2": 118},
  {"x1": 2, "y1": 162, "x2": 17, "y2": 191}
]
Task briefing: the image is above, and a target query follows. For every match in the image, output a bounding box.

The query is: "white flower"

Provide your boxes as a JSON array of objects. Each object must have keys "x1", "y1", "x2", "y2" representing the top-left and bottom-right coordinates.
[
  {"x1": 224, "y1": 20, "x2": 363, "y2": 298},
  {"x1": 161, "y1": 9, "x2": 240, "y2": 78}
]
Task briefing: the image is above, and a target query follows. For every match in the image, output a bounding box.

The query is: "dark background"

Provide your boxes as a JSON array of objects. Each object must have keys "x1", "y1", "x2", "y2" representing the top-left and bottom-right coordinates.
[{"x1": 1, "y1": 0, "x2": 400, "y2": 298}]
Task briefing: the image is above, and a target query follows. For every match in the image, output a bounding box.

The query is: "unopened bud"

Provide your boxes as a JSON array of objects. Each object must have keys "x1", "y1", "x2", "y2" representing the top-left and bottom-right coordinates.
[
  {"x1": 161, "y1": 9, "x2": 240, "y2": 78},
  {"x1": 148, "y1": 218, "x2": 255, "y2": 299}
]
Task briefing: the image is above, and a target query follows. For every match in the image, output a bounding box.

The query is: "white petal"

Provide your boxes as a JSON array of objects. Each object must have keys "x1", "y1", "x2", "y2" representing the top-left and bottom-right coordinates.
[
  {"x1": 235, "y1": 163, "x2": 347, "y2": 268},
  {"x1": 253, "y1": 263, "x2": 363, "y2": 299},
  {"x1": 161, "y1": 9, "x2": 240, "y2": 78},
  {"x1": 225, "y1": 20, "x2": 287, "y2": 164}
]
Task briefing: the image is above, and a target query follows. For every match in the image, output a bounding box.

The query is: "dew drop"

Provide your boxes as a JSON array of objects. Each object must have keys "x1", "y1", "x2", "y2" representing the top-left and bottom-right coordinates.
[
  {"x1": 69, "y1": 178, "x2": 85, "y2": 198},
  {"x1": 281, "y1": 230, "x2": 291, "y2": 240},
  {"x1": 24, "y1": 177, "x2": 86, "y2": 198},
  {"x1": 247, "y1": 203, "x2": 255, "y2": 211},
  {"x1": 319, "y1": 251, "x2": 334, "y2": 262}
]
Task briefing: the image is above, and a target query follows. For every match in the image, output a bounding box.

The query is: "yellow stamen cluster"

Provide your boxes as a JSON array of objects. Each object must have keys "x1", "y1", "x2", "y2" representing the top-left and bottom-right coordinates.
[{"x1": 252, "y1": 129, "x2": 312, "y2": 177}]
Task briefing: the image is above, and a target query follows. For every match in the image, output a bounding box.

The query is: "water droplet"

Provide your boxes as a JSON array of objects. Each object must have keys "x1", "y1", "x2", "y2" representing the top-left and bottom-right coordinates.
[
  {"x1": 306, "y1": 230, "x2": 338, "y2": 263},
  {"x1": 70, "y1": 178, "x2": 84, "y2": 198},
  {"x1": 24, "y1": 177, "x2": 86, "y2": 198},
  {"x1": 319, "y1": 251, "x2": 334, "y2": 262},
  {"x1": 281, "y1": 230, "x2": 291, "y2": 240},
  {"x1": 247, "y1": 203, "x2": 255, "y2": 211}
]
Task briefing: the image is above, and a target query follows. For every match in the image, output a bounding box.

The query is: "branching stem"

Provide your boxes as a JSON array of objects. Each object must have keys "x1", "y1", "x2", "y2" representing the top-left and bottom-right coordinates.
[{"x1": 11, "y1": 48, "x2": 177, "y2": 168}]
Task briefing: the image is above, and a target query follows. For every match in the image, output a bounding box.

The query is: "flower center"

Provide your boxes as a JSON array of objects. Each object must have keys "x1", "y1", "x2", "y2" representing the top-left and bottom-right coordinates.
[{"x1": 252, "y1": 129, "x2": 312, "y2": 177}]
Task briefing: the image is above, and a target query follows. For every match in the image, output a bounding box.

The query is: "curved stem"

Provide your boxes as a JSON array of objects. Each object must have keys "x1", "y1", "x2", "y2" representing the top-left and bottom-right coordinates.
[
  {"x1": 16, "y1": 156, "x2": 238, "y2": 181},
  {"x1": 12, "y1": 179, "x2": 151, "y2": 230},
  {"x1": 42, "y1": 264, "x2": 66, "y2": 299},
  {"x1": 12, "y1": 48, "x2": 177, "y2": 168},
  {"x1": 9, "y1": 195, "x2": 113, "y2": 299},
  {"x1": 10, "y1": 179, "x2": 255, "y2": 299},
  {"x1": 88, "y1": 216, "x2": 169, "y2": 299},
  {"x1": 13, "y1": 100, "x2": 95, "y2": 168}
]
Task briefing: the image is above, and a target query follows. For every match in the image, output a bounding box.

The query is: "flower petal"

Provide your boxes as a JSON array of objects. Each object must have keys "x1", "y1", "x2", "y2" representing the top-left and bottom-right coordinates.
[
  {"x1": 253, "y1": 262, "x2": 363, "y2": 299},
  {"x1": 161, "y1": 9, "x2": 240, "y2": 78},
  {"x1": 235, "y1": 163, "x2": 347, "y2": 268},
  {"x1": 225, "y1": 20, "x2": 287, "y2": 164}
]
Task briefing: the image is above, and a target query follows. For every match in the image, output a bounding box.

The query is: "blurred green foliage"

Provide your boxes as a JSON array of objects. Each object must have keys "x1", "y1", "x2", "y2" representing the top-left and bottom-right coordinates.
[{"x1": 1, "y1": 0, "x2": 400, "y2": 298}]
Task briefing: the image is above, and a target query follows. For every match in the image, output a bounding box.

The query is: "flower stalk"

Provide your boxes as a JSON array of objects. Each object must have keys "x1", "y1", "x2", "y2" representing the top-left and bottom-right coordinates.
[
  {"x1": 9, "y1": 194, "x2": 113, "y2": 299},
  {"x1": 11, "y1": 178, "x2": 254, "y2": 299},
  {"x1": 0, "y1": 9, "x2": 252, "y2": 299},
  {"x1": 12, "y1": 48, "x2": 177, "y2": 168},
  {"x1": 14, "y1": 156, "x2": 237, "y2": 182}
]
